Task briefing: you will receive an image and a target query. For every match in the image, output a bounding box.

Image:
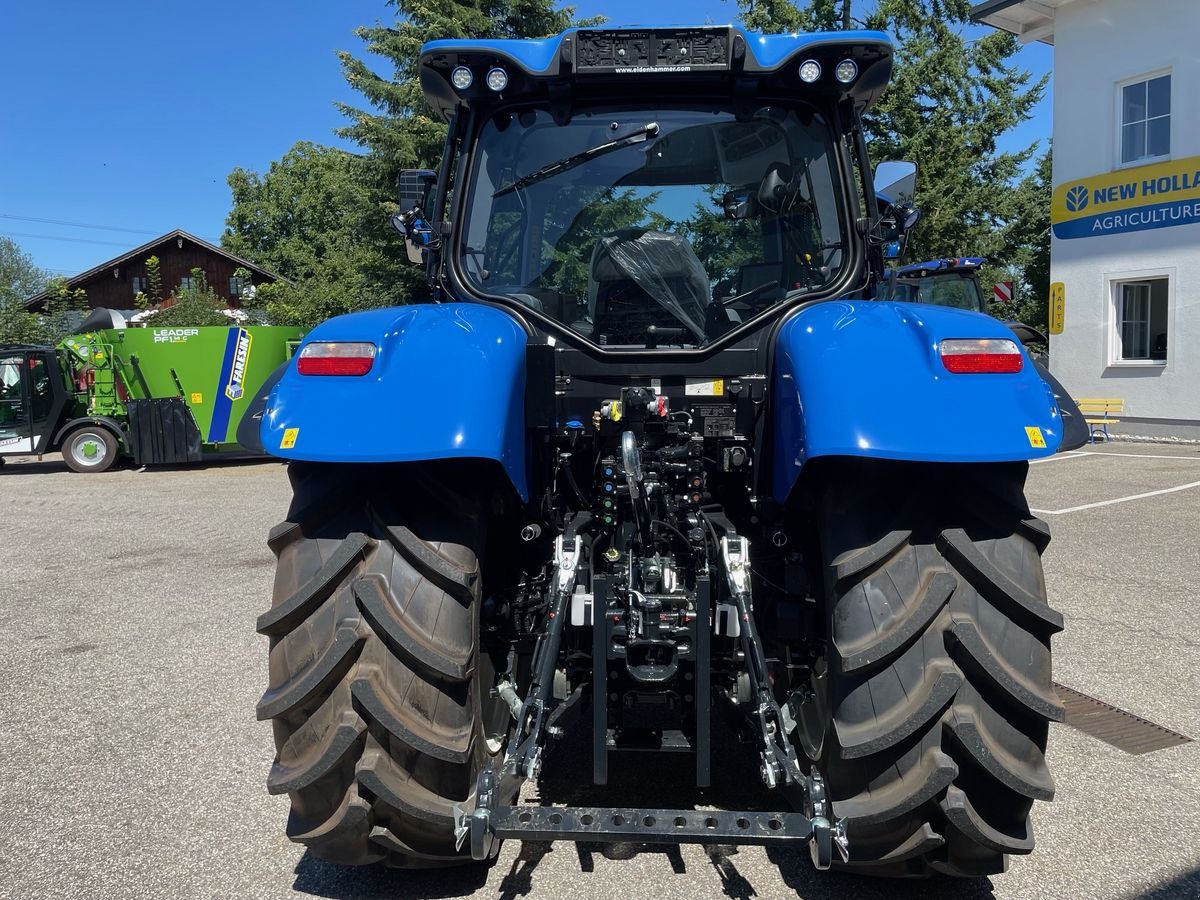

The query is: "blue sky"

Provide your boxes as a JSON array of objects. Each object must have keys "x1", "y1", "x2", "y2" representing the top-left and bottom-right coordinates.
[{"x1": 0, "y1": 0, "x2": 1051, "y2": 277}]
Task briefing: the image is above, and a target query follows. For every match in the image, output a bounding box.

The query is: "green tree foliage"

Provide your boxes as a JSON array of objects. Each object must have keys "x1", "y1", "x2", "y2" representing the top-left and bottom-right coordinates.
[
  {"x1": 738, "y1": 0, "x2": 847, "y2": 32},
  {"x1": 993, "y1": 146, "x2": 1051, "y2": 328},
  {"x1": 679, "y1": 192, "x2": 763, "y2": 295},
  {"x1": 0, "y1": 302, "x2": 48, "y2": 345},
  {"x1": 223, "y1": 142, "x2": 417, "y2": 326},
  {"x1": 737, "y1": 0, "x2": 1049, "y2": 325},
  {"x1": 0, "y1": 237, "x2": 49, "y2": 344},
  {"x1": 146, "y1": 255, "x2": 164, "y2": 305},
  {"x1": 0, "y1": 237, "x2": 47, "y2": 304},
  {"x1": 0, "y1": 241, "x2": 90, "y2": 344},
  {"x1": 148, "y1": 268, "x2": 233, "y2": 327}
]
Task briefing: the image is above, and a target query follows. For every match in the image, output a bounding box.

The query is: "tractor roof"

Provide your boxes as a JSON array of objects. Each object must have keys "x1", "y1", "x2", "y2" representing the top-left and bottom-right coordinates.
[
  {"x1": 895, "y1": 257, "x2": 987, "y2": 277},
  {"x1": 419, "y1": 26, "x2": 893, "y2": 121},
  {"x1": 0, "y1": 343, "x2": 54, "y2": 352}
]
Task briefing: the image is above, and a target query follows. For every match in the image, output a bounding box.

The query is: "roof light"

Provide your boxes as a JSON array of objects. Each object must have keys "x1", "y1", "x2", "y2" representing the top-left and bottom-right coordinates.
[
  {"x1": 450, "y1": 66, "x2": 473, "y2": 91},
  {"x1": 485, "y1": 67, "x2": 508, "y2": 92},
  {"x1": 297, "y1": 342, "x2": 377, "y2": 376},
  {"x1": 835, "y1": 59, "x2": 859, "y2": 83},
  {"x1": 798, "y1": 59, "x2": 822, "y2": 83},
  {"x1": 939, "y1": 338, "x2": 1023, "y2": 374}
]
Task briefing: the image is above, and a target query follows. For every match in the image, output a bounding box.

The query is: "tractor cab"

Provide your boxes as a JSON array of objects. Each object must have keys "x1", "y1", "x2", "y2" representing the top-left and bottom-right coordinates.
[
  {"x1": 883, "y1": 256, "x2": 988, "y2": 312},
  {"x1": 0, "y1": 345, "x2": 70, "y2": 457},
  {"x1": 399, "y1": 26, "x2": 905, "y2": 352}
]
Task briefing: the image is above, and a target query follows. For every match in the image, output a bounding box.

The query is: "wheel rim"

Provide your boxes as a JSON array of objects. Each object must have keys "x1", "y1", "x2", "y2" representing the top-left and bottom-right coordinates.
[
  {"x1": 796, "y1": 666, "x2": 830, "y2": 762},
  {"x1": 478, "y1": 647, "x2": 511, "y2": 755},
  {"x1": 69, "y1": 431, "x2": 110, "y2": 468}
]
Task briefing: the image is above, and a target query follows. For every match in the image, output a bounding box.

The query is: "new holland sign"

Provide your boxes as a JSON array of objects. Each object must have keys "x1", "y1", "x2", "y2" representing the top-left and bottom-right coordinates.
[{"x1": 1051, "y1": 154, "x2": 1200, "y2": 240}]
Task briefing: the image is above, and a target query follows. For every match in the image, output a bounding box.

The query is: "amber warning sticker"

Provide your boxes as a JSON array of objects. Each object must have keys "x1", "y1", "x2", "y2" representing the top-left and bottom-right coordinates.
[
  {"x1": 280, "y1": 428, "x2": 299, "y2": 449},
  {"x1": 685, "y1": 378, "x2": 724, "y2": 397},
  {"x1": 1025, "y1": 426, "x2": 1046, "y2": 449},
  {"x1": 190, "y1": 392, "x2": 203, "y2": 404}
]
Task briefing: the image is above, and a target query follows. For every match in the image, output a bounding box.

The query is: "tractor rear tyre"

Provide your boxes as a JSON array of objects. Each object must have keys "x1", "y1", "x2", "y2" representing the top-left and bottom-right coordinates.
[
  {"x1": 797, "y1": 462, "x2": 1063, "y2": 877},
  {"x1": 61, "y1": 425, "x2": 119, "y2": 473},
  {"x1": 257, "y1": 461, "x2": 509, "y2": 867}
]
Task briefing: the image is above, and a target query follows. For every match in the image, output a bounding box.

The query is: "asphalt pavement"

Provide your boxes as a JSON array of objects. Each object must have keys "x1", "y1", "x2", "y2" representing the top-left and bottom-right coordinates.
[{"x1": 1, "y1": 444, "x2": 1198, "y2": 900}]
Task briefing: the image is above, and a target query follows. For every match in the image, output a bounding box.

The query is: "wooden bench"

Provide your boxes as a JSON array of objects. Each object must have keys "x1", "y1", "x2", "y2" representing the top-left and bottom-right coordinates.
[{"x1": 1076, "y1": 398, "x2": 1125, "y2": 443}]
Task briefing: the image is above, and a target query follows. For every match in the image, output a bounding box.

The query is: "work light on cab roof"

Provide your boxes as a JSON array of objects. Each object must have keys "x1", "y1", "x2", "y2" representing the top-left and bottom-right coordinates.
[{"x1": 418, "y1": 26, "x2": 893, "y2": 119}]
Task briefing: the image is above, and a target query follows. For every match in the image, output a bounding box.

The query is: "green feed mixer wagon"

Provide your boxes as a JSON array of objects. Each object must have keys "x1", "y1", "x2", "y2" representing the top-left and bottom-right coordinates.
[{"x1": 0, "y1": 318, "x2": 303, "y2": 472}]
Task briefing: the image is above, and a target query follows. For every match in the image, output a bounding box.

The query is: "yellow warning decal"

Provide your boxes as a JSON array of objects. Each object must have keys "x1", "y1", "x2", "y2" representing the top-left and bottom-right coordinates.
[
  {"x1": 684, "y1": 378, "x2": 724, "y2": 397},
  {"x1": 281, "y1": 428, "x2": 299, "y2": 450},
  {"x1": 190, "y1": 392, "x2": 203, "y2": 404},
  {"x1": 1025, "y1": 426, "x2": 1046, "y2": 449}
]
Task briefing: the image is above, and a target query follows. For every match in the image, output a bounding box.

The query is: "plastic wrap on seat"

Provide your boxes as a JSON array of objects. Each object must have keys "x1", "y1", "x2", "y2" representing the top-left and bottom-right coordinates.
[{"x1": 588, "y1": 230, "x2": 710, "y2": 341}]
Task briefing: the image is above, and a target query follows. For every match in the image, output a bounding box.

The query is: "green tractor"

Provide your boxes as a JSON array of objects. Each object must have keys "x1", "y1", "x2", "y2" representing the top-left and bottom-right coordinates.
[{"x1": 0, "y1": 317, "x2": 302, "y2": 472}]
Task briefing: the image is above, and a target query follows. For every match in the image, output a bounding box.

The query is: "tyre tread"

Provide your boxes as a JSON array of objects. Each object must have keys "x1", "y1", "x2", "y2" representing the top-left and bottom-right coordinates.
[
  {"x1": 259, "y1": 463, "x2": 490, "y2": 868},
  {"x1": 813, "y1": 464, "x2": 1059, "y2": 877}
]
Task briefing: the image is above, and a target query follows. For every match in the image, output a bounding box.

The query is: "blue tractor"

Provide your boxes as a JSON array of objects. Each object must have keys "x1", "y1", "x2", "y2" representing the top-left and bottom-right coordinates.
[
  {"x1": 251, "y1": 26, "x2": 1081, "y2": 878},
  {"x1": 885, "y1": 256, "x2": 990, "y2": 311}
]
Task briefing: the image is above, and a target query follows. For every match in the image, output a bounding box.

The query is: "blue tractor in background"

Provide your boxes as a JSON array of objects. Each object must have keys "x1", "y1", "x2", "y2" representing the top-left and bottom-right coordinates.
[
  {"x1": 885, "y1": 256, "x2": 990, "y2": 311},
  {"x1": 251, "y1": 26, "x2": 1082, "y2": 879}
]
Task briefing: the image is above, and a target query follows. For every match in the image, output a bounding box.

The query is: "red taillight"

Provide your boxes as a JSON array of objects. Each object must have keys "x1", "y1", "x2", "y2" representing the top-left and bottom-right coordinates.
[
  {"x1": 296, "y1": 342, "x2": 376, "y2": 376},
  {"x1": 939, "y1": 338, "x2": 1023, "y2": 374}
]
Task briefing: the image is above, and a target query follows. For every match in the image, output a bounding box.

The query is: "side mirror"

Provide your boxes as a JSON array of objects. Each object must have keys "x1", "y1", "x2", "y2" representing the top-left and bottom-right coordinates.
[
  {"x1": 873, "y1": 161, "x2": 920, "y2": 264},
  {"x1": 398, "y1": 168, "x2": 437, "y2": 213},
  {"x1": 722, "y1": 190, "x2": 759, "y2": 220},
  {"x1": 393, "y1": 169, "x2": 439, "y2": 266},
  {"x1": 873, "y1": 160, "x2": 917, "y2": 208},
  {"x1": 389, "y1": 213, "x2": 430, "y2": 264}
]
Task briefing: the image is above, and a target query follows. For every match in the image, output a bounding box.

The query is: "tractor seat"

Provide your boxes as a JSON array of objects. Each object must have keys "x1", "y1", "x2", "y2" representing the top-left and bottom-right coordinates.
[{"x1": 585, "y1": 229, "x2": 710, "y2": 345}]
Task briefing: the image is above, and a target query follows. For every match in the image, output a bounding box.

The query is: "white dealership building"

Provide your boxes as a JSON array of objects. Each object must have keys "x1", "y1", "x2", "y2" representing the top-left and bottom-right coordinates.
[{"x1": 974, "y1": 0, "x2": 1200, "y2": 437}]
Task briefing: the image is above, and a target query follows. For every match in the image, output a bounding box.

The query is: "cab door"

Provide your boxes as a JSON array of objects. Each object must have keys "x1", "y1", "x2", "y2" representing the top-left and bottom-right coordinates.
[
  {"x1": 0, "y1": 350, "x2": 65, "y2": 455},
  {"x1": 0, "y1": 352, "x2": 35, "y2": 453}
]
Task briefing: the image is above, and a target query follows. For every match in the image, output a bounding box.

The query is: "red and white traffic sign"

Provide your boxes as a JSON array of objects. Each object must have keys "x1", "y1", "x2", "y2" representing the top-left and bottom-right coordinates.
[{"x1": 994, "y1": 281, "x2": 1013, "y2": 304}]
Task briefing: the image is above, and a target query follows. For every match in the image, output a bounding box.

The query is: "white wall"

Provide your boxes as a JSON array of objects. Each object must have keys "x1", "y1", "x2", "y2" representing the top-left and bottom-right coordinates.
[{"x1": 1049, "y1": 0, "x2": 1200, "y2": 423}]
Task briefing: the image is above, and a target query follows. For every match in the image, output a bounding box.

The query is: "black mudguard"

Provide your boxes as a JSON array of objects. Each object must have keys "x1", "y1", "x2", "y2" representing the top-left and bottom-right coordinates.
[
  {"x1": 1004, "y1": 320, "x2": 1087, "y2": 453},
  {"x1": 235, "y1": 360, "x2": 288, "y2": 454},
  {"x1": 1032, "y1": 359, "x2": 1088, "y2": 452}
]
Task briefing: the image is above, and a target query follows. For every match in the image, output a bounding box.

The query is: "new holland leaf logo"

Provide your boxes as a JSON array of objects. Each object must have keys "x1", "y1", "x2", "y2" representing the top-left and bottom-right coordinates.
[{"x1": 1065, "y1": 184, "x2": 1089, "y2": 212}]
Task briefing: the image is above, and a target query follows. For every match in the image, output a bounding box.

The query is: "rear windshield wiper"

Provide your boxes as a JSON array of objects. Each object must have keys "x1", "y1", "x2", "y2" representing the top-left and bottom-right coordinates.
[{"x1": 493, "y1": 122, "x2": 660, "y2": 198}]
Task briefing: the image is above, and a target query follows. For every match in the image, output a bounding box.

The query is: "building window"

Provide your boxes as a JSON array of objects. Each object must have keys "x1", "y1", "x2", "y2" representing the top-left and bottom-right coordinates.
[
  {"x1": 178, "y1": 276, "x2": 193, "y2": 291},
  {"x1": 1120, "y1": 73, "x2": 1170, "y2": 165},
  {"x1": 1114, "y1": 278, "x2": 1168, "y2": 363},
  {"x1": 131, "y1": 276, "x2": 147, "y2": 296},
  {"x1": 229, "y1": 275, "x2": 246, "y2": 299}
]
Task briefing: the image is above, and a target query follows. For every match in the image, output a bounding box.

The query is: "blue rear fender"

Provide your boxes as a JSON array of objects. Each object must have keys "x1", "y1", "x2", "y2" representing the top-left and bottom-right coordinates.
[
  {"x1": 261, "y1": 303, "x2": 530, "y2": 500},
  {"x1": 771, "y1": 300, "x2": 1061, "y2": 503}
]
